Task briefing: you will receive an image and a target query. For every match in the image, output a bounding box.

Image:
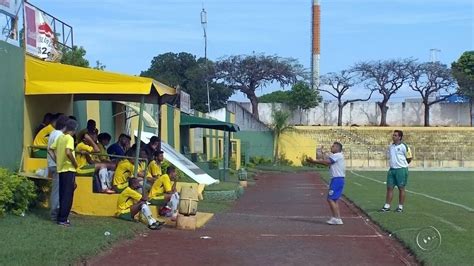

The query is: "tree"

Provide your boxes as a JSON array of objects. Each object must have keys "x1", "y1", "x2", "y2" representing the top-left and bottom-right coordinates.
[
  {"x1": 259, "y1": 90, "x2": 292, "y2": 103},
  {"x1": 320, "y1": 70, "x2": 374, "y2": 126},
  {"x1": 452, "y1": 51, "x2": 474, "y2": 126},
  {"x1": 60, "y1": 46, "x2": 89, "y2": 67},
  {"x1": 407, "y1": 62, "x2": 456, "y2": 126},
  {"x1": 270, "y1": 106, "x2": 292, "y2": 165},
  {"x1": 216, "y1": 54, "x2": 304, "y2": 119},
  {"x1": 354, "y1": 59, "x2": 414, "y2": 126},
  {"x1": 288, "y1": 81, "x2": 321, "y2": 124},
  {"x1": 94, "y1": 60, "x2": 106, "y2": 70},
  {"x1": 141, "y1": 52, "x2": 233, "y2": 112}
]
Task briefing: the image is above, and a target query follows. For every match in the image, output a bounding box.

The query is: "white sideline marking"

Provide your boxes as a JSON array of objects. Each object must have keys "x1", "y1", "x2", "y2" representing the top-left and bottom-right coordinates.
[
  {"x1": 350, "y1": 171, "x2": 474, "y2": 212},
  {"x1": 422, "y1": 213, "x2": 467, "y2": 232},
  {"x1": 260, "y1": 234, "x2": 380, "y2": 238},
  {"x1": 352, "y1": 182, "x2": 363, "y2": 187},
  {"x1": 228, "y1": 213, "x2": 362, "y2": 219}
]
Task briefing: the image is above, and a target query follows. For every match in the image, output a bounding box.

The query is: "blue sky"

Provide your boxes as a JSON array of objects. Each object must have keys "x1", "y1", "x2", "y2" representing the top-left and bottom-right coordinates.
[{"x1": 30, "y1": 0, "x2": 473, "y2": 101}]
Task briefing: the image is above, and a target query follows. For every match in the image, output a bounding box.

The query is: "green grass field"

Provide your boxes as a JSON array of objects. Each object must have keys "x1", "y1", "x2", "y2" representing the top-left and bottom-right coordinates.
[
  {"x1": 0, "y1": 208, "x2": 147, "y2": 265},
  {"x1": 319, "y1": 170, "x2": 474, "y2": 265}
]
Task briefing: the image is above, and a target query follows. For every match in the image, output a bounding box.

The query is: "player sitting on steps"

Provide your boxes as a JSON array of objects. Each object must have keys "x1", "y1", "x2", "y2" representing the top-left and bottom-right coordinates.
[{"x1": 116, "y1": 178, "x2": 163, "y2": 230}]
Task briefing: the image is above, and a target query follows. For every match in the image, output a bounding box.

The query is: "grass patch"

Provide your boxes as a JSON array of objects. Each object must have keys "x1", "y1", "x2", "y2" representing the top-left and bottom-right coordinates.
[
  {"x1": 320, "y1": 170, "x2": 474, "y2": 265},
  {"x1": 198, "y1": 200, "x2": 234, "y2": 213},
  {"x1": 0, "y1": 208, "x2": 147, "y2": 265},
  {"x1": 205, "y1": 181, "x2": 240, "y2": 191}
]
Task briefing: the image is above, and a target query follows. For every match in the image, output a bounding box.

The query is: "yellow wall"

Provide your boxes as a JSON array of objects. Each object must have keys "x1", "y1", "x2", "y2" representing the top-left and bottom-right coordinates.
[
  {"x1": 160, "y1": 105, "x2": 168, "y2": 143},
  {"x1": 279, "y1": 130, "x2": 318, "y2": 166},
  {"x1": 24, "y1": 95, "x2": 73, "y2": 148},
  {"x1": 174, "y1": 108, "x2": 180, "y2": 151},
  {"x1": 86, "y1": 101, "x2": 101, "y2": 131}
]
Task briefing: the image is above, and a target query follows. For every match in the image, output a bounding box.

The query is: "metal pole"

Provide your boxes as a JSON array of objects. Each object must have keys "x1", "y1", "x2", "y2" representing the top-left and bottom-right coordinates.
[
  {"x1": 201, "y1": 8, "x2": 211, "y2": 113},
  {"x1": 133, "y1": 96, "x2": 146, "y2": 195}
]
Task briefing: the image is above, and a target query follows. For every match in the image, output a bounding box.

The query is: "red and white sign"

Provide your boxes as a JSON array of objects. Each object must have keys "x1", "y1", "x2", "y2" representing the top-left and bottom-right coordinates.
[
  {"x1": 24, "y1": 2, "x2": 61, "y2": 61},
  {"x1": 0, "y1": 0, "x2": 21, "y2": 18}
]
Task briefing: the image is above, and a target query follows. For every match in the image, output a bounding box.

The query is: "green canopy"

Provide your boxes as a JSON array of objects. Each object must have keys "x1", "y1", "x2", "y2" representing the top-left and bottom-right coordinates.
[{"x1": 180, "y1": 113, "x2": 240, "y2": 132}]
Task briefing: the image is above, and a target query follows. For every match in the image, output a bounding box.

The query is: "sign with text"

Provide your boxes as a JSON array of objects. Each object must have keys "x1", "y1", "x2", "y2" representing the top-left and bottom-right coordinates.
[
  {"x1": 24, "y1": 2, "x2": 61, "y2": 61},
  {"x1": 0, "y1": 0, "x2": 21, "y2": 17}
]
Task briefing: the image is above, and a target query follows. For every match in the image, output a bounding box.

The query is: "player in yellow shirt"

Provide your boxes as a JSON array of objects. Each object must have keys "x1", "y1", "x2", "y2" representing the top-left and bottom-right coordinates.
[
  {"x1": 76, "y1": 133, "x2": 115, "y2": 194},
  {"x1": 149, "y1": 166, "x2": 180, "y2": 218},
  {"x1": 49, "y1": 119, "x2": 79, "y2": 226},
  {"x1": 33, "y1": 113, "x2": 60, "y2": 158},
  {"x1": 96, "y1": 133, "x2": 112, "y2": 163},
  {"x1": 113, "y1": 149, "x2": 146, "y2": 192},
  {"x1": 116, "y1": 178, "x2": 162, "y2": 230},
  {"x1": 147, "y1": 150, "x2": 164, "y2": 184}
]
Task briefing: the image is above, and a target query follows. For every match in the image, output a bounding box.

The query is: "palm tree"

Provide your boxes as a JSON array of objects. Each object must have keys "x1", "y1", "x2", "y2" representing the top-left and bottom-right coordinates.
[{"x1": 271, "y1": 105, "x2": 292, "y2": 165}]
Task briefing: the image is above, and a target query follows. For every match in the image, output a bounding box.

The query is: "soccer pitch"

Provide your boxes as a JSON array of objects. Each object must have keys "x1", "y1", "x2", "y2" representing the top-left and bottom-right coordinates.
[{"x1": 320, "y1": 170, "x2": 474, "y2": 265}]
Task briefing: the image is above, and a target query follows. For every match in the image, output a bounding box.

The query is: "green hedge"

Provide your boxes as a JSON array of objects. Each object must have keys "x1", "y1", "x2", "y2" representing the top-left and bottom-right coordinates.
[{"x1": 0, "y1": 169, "x2": 36, "y2": 216}]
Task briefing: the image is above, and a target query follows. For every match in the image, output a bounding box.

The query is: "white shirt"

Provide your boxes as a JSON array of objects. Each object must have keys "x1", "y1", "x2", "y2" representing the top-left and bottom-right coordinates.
[
  {"x1": 329, "y1": 152, "x2": 345, "y2": 178},
  {"x1": 47, "y1": 130, "x2": 63, "y2": 167},
  {"x1": 388, "y1": 143, "x2": 412, "y2": 169}
]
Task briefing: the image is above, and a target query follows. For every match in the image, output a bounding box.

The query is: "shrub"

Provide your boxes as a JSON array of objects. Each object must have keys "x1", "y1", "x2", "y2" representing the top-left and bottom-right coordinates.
[
  {"x1": 209, "y1": 157, "x2": 222, "y2": 169},
  {"x1": 249, "y1": 156, "x2": 272, "y2": 166},
  {"x1": 300, "y1": 154, "x2": 316, "y2": 167},
  {"x1": 0, "y1": 168, "x2": 37, "y2": 216},
  {"x1": 277, "y1": 153, "x2": 293, "y2": 166}
]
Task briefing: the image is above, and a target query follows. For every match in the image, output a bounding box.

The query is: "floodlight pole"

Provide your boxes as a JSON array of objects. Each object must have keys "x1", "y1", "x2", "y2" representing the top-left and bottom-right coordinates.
[{"x1": 201, "y1": 8, "x2": 211, "y2": 113}]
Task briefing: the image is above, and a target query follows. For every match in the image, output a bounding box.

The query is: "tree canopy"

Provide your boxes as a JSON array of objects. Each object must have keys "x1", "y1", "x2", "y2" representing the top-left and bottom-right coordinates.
[
  {"x1": 216, "y1": 53, "x2": 304, "y2": 118},
  {"x1": 141, "y1": 52, "x2": 233, "y2": 112},
  {"x1": 60, "y1": 46, "x2": 90, "y2": 68}
]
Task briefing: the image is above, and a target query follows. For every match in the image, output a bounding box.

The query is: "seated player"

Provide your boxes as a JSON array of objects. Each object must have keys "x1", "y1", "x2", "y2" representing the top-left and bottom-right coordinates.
[
  {"x1": 112, "y1": 149, "x2": 145, "y2": 192},
  {"x1": 76, "y1": 119, "x2": 98, "y2": 145},
  {"x1": 138, "y1": 149, "x2": 153, "y2": 190},
  {"x1": 34, "y1": 112, "x2": 53, "y2": 136},
  {"x1": 96, "y1": 132, "x2": 112, "y2": 163},
  {"x1": 147, "y1": 150, "x2": 164, "y2": 184},
  {"x1": 149, "y1": 166, "x2": 180, "y2": 219},
  {"x1": 107, "y1": 133, "x2": 131, "y2": 161},
  {"x1": 116, "y1": 178, "x2": 162, "y2": 230},
  {"x1": 33, "y1": 113, "x2": 60, "y2": 158},
  {"x1": 76, "y1": 133, "x2": 115, "y2": 194}
]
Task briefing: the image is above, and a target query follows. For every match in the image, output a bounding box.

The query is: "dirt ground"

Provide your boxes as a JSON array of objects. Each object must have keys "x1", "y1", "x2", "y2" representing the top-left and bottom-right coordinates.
[{"x1": 90, "y1": 172, "x2": 417, "y2": 266}]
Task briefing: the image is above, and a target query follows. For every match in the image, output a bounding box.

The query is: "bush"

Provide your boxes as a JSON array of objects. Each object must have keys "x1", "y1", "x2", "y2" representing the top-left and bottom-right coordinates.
[
  {"x1": 0, "y1": 168, "x2": 36, "y2": 216},
  {"x1": 277, "y1": 153, "x2": 293, "y2": 166},
  {"x1": 249, "y1": 156, "x2": 272, "y2": 166},
  {"x1": 209, "y1": 157, "x2": 222, "y2": 169},
  {"x1": 300, "y1": 154, "x2": 316, "y2": 167}
]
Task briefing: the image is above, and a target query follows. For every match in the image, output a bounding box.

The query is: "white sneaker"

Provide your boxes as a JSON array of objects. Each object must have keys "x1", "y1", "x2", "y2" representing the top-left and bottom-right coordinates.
[{"x1": 326, "y1": 217, "x2": 343, "y2": 225}]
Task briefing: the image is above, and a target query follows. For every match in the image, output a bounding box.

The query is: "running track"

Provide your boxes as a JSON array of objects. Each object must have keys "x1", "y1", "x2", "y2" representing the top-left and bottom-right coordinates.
[{"x1": 91, "y1": 172, "x2": 418, "y2": 265}]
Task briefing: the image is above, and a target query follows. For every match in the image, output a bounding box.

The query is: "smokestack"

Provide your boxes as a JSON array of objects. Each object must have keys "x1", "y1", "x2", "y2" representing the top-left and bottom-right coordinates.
[{"x1": 311, "y1": 0, "x2": 320, "y2": 90}]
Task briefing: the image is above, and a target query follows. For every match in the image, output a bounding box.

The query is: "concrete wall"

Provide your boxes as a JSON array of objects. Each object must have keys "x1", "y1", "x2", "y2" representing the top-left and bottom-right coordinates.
[
  {"x1": 0, "y1": 41, "x2": 24, "y2": 170},
  {"x1": 255, "y1": 101, "x2": 472, "y2": 127},
  {"x1": 227, "y1": 101, "x2": 271, "y2": 131},
  {"x1": 235, "y1": 131, "x2": 274, "y2": 164}
]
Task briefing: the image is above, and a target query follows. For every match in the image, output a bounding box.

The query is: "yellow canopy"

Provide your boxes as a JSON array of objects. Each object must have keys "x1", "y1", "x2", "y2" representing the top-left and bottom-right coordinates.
[{"x1": 25, "y1": 56, "x2": 176, "y2": 103}]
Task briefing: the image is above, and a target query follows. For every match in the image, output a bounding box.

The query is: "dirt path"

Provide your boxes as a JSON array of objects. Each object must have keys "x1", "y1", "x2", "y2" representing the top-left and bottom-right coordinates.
[{"x1": 90, "y1": 172, "x2": 417, "y2": 265}]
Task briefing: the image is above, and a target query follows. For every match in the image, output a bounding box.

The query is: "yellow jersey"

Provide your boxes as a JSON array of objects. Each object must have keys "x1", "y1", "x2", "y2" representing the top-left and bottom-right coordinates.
[
  {"x1": 148, "y1": 160, "x2": 162, "y2": 178},
  {"x1": 50, "y1": 134, "x2": 76, "y2": 173},
  {"x1": 116, "y1": 187, "x2": 142, "y2": 215},
  {"x1": 149, "y1": 174, "x2": 172, "y2": 199},
  {"x1": 113, "y1": 159, "x2": 135, "y2": 190},
  {"x1": 76, "y1": 142, "x2": 94, "y2": 168},
  {"x1": 33, "y1": 124, "x2": 54, "y2": 147}
]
